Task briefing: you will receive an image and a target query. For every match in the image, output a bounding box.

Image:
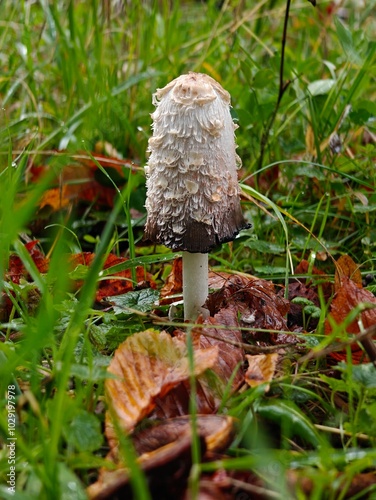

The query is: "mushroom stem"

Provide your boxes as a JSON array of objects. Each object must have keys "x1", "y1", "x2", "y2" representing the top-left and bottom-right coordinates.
[{"x1": 182, "y1": 251, "x2": 209, "y2": 321}]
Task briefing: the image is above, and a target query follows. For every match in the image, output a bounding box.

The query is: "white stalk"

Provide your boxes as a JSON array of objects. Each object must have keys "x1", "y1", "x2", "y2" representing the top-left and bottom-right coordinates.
[{"x1": 182, "y1": 252, "x2": 208, "y2": 321}]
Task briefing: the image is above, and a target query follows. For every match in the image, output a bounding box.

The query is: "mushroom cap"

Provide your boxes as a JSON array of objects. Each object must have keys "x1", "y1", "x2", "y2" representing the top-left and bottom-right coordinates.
[{"x1": 144, "y1": 72, "x2": 250, "y2": 253}]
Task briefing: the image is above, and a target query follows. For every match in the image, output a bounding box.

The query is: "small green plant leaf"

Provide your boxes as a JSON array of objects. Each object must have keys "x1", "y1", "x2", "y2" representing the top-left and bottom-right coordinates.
[
  {"x1": 308, "y1": 79, "x2": 336, "y2": 96},
  {"x1": 65, "y1": 410, "x2": 103, "y2": 452},
  {"x1": 319, "y1": 374, "x2": 349, "y2": 393},
  {"x1": 108, "y1": 288, "x2": 159, "y2": 315},
  {"x1": 292, "y1": 297, "x2": 315, "y2": 307},
  {"x1": 348, "y1": 363, "x2": 376, "y2": 388},
  {"x1": 68, "y1": 264, "x2": 89, "y2": 280}
]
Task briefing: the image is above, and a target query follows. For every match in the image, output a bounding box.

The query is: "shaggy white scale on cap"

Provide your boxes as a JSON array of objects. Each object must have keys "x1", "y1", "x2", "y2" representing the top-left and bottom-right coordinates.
[{"x1": 144, "y1": 72, "x2": 249, "y2": 253}]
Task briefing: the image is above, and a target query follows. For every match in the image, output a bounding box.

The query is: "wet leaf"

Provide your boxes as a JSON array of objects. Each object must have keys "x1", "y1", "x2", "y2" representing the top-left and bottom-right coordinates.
[
  {"x1": 245, "y1": 353, "x2": 278, "y2": 392},
  {"x1": 151, "y1": 306, "x2": 245, "y2": 419},
  {"x1": 105, "y1": 329, "x2": 219, "y2": 446},
  {"x1": 108, "y1": 288, "x2": 159, "y2": 316},
  {"x1": 70, "y1": 252, "x2": 156, "y2": 301},
  {"x1": 207, "y1": 273, "x2": 291, "y2": 344},
  {"x1": 133, "y1": 415, "x2": 235, "y2": 456},
  {"x1": 6, "y1": 241, "x2": 49, "y2": 284},
  {"x1": 88, "y1": 433, "x2": 199, "y2": 499},
  {"x1": 334, "y1": 254, "x2": 363, "y2": 290},
  {"x1": 325, "y1": 276, "x2": 376, "y2": 363},
  {"x1": 160, "y1": 257, "x2": 183, "y2": 304},
  {"x1": 88, "y1": 415, "x2": 234, "y2": 500}
]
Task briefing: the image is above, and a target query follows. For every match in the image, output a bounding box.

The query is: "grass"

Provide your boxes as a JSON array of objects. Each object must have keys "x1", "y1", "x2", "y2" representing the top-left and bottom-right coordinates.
[{"x1": 1, "y1": 0, "x2": 376, "y2": 498}]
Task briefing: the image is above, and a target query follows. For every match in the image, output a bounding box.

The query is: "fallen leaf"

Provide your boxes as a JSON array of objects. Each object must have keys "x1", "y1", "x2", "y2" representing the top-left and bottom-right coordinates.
[
  {"x1": 325, "y1": 276, "x2": 376, "y2": 363},
  {"x1": 88, "y1": 414, "x2": 235, "y2": 500},
  {"x1": 105, "y1": 329, "x2": 219, "y2": 448},
  {"x1": 70, "y1": 252, "x2": 156, "y2": 301},
  {"x1": 1, "y1": 241, "x2": 48, "y2": 322},
  {"x1": 88, "y1": 432, "x2": 200, "y2": 500},
  {"x1": 160, "y1": 257, "x2": 183, "y2": 304},
  {"x1": 6, "y1": 241, "x2": 49, "y2": 284},
  {"x1": 295, "y1": 259, "x2": 333, "y2": 300},
  {"x1": 30, "y1": 151, "x2": 134, "y2": 212},
  {"x1": 287, "y1": 469, "x2": 376, "y2": 498},
  {"x1": 245, "y1": 353, "x2": 279, "y2": 391},
  {"x1": 151, "y1": 306, "x2": 245, "y2": 419},
  {"x1": 334, "y1": 254, "x2": 362, "y2": 291},
  {"x1": 133, "y1": 415, "x2": 235, "y2": 456},
  {"x1": 206, "y1": 273, "x2": 292, "y2": 344}
]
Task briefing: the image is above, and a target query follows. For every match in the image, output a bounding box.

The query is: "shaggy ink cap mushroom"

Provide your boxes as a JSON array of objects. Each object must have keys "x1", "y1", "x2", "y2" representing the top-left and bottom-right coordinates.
[{"x1": 144, "y1": 72, "x2": 250, "y2": 253}]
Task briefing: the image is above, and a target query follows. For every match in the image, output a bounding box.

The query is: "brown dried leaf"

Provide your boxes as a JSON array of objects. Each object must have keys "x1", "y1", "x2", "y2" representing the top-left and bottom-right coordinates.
[
  {"x1": 160, "y1": 257, "x2": 183, "y2": 304},
  {"x1": 70, "y1": 252, "x2": 156, "y2": 301},
  {"x1": 325, "y1": 276, "x2": 376, "y2": 363},
  {"x1": 88, "y1": 415, "x2": 234, "y2": 500},
  {"x1": 6, "y1": 241, "x2": 49, "y2": 284},
  {"x1": 133, "y1": 415, "x2": 235, "y2": 456},
  {"x1": 207, "y1": 273, "x2": 291, "y2": 344},
  {"x1": 335, "y1": 254, "x2": 362, "y2": 291},
  {"x1": 31, "y1": 152, "x2": 133, "y2": 212},
  {"x1": 245, "y1": 353, "x2": 279, "y2": 392},
  {"x1": 105, "y1": 329, "x2": 219, "y2": 447},
  {"x1": 151, "y1": 306, "x2": 245, "y2": 419},
  {"x1": 88, "y1": 432, "x2": 199, "y2": 500},
  {"x1": 295, "y1": 259, "x2": 333, "y2": 300}
]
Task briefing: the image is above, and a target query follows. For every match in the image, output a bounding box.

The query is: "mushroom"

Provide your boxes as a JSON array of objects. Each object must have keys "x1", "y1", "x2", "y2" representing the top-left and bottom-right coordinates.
[{"x1": 144, "y1": 72, "x2": 250, "y2": 320}]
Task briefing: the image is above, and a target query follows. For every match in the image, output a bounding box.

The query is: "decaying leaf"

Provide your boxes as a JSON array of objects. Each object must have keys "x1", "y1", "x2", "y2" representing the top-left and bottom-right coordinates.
[
  {"x1": 88, "y1": 415, "x2": 234, "y2": 500},
  {"x1": 30, "y1": 151, "x2": 134, "y2": 212},
  {"x1": 133, "y1": 415, "x2": 235, "y2": 456},
  {"x1": 287, "y1": 469, "x2": 376, "y2": 498},
  {"x1": 1, "y1": 241, "x2": 48, "y2": 321},
  {"x1": 294, "y1": 259, "x2": 333, "y2": 300},
  {"x1": 334, "y1": 254, "x2": 363, "y2": 291},
  {"x1": 151, "y1": 306, "x2": 245, "y2": 419},
  {"x1": 245, "y1": 353, "x2": 279, "y2": 392},
  {"x1": 70, "y1": 252, "x2": 156, "y2": 301},
  {"x1": 207, "y1": 273, "x2": 292, "y2": 344},
  {"x1": 105, "y1": 329, "x2": 219, "y2": 447},
  {"x1": 159, "y1": 257, "x2": 183, "y2": 304},
  {"x1": 88, "y1": 432, "x2": 200, "y2": 500},
  {"x1": 6, "y1": 241, "x2": 49, "y2": 284},
  {"x1": 325, "y1": 276, "x2": 376, "y2": 363}
]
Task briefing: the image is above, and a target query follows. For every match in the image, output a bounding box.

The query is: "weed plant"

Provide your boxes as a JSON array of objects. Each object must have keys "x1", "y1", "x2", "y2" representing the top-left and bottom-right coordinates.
[{"x1": 1, "y1": 0, "x2": 376, "y2": 498}]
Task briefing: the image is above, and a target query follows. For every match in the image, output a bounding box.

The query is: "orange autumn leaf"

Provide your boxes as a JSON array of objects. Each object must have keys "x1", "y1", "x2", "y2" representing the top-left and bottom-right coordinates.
[
  {"x1": 6, "y1": 241, "x2": 49, "y2": 284},
  {"x1": 334, "y1": 254, "x2": 363, "y2": 291},
  {"x1": 31, "y1": 151, "x2": 134, "y2": 211},
  {"x1": 70, "y1": 252, "x2": 156, "y2": 301},
  {"x1": 325, "y1": 276, "x2": 376, "y2": 363},
  {"x1": 245, "y1": 353, "x2": 279, "y2": 392},
  {"x1": 105, "y1": 329, "x2": 219, "y2": 448},
  {"x1": 160, "y1": 257, "x2": 183, "y2": 304}
]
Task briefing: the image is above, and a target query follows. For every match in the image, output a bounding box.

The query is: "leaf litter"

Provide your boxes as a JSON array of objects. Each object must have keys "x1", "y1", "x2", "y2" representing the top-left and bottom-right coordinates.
[{"x1": 2, "y1": 237, "x2": 376, "y2": 498}]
